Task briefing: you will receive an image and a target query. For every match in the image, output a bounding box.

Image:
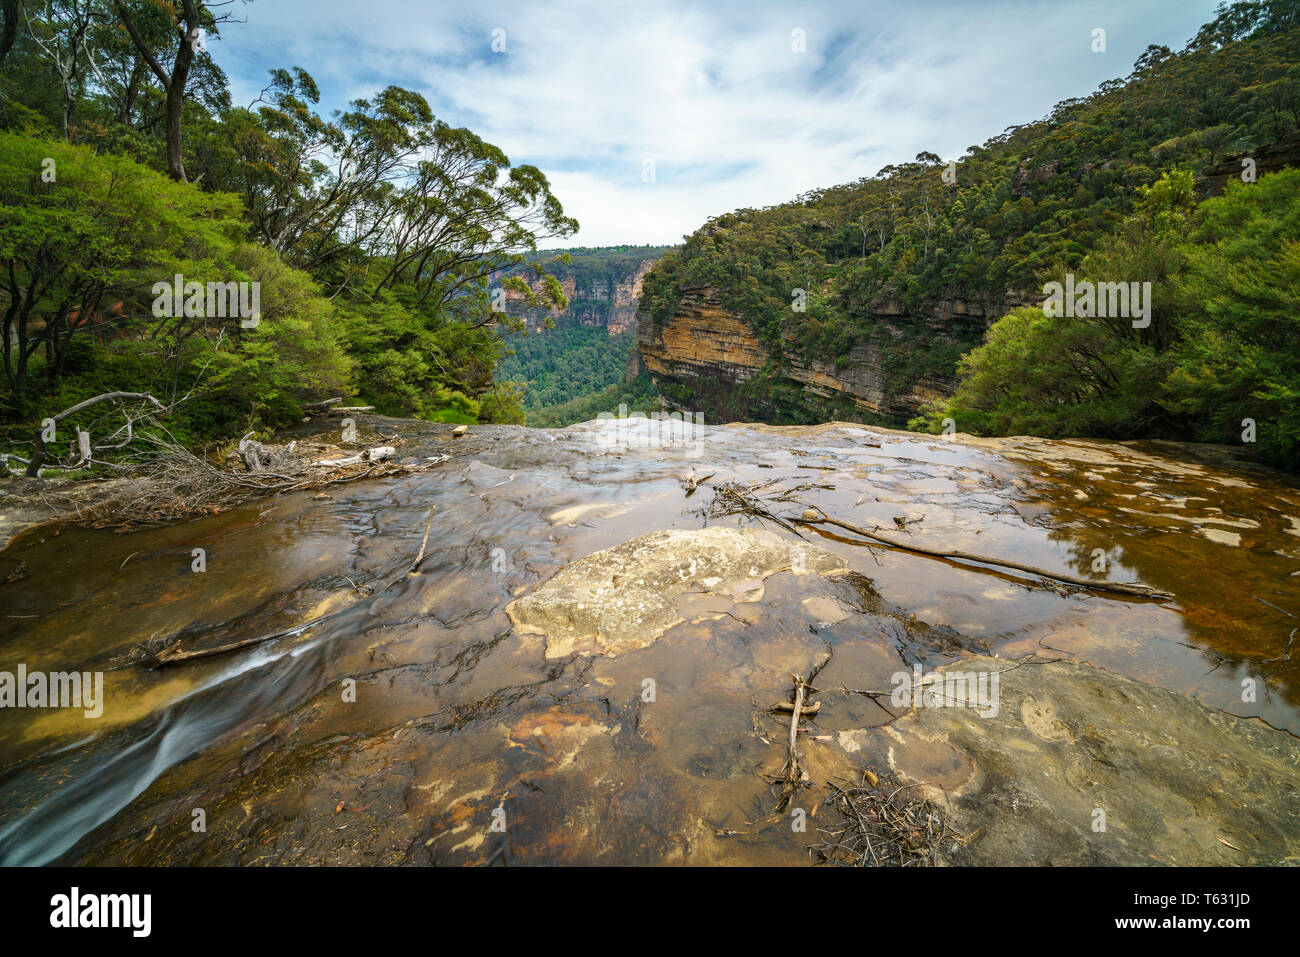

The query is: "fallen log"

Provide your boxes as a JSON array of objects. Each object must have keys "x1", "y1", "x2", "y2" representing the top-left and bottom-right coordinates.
[{"x1": 794, "y1": 506, "x2": 1171, "y2": 600}]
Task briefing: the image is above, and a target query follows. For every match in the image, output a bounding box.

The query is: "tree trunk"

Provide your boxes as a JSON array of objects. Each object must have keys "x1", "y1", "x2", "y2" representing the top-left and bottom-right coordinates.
[
  {"x1": 163, "y1": 54, "x2": 190, "y2": 180},
  {"x1": 114, "y1": 0, "x2": 200, "y2": 181},
  {"x1": 0, "y1": 0, "x2": 19, "y2": 65}
]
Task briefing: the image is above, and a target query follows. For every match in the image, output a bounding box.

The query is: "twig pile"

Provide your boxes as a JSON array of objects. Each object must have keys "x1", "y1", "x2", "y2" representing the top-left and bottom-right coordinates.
[
  {"x1": 811, "y1": 771, "x2": 951, "y2": 867},
  {"x1": 704, "y1": 480, "x2": 802, "y2": 534},
  {"x1": 73, "y1": 432, "x2": 440, "y2": 528}
]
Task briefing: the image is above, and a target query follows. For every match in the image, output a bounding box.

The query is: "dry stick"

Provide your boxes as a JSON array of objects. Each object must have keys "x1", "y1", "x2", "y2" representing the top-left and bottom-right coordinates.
[
  {"x1": 1254, "y1": 596, "x2": 1296, "y2": 619},
  {"x1": 148, "y1": 617, "x2": 321, "y2": 668},
  {"x1": 379, "y1": 505, "x2": 437, "y2": 591},
  {"x1": 415, "y1": 505, "x2": 436, "y2": 566},
  {"x1": 148, "y1": 505, "x2": 438, "y2": 668},
  {"x1": 777, "y1": 674, "x2": 807, "y2": 811},
  {"x1": 769, "y1": 699, "x2": 821, "y2": 716},
  {"x1": 794, "y1": 505, "x2": 1171, "y2": 600},
  {"x1": 775, "y1": 649, "x2": 832, "y2": 811}
]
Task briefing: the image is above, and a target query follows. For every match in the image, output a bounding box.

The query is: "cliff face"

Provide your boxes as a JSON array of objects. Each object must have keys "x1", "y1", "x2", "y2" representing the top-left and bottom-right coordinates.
[
  {"x1": 507, "y1": 255, "x2": 661, "y2": 333},
  {"x1": 779, "y1": 335, "x2": 951, "y2": 420},
  {"x1": 1199, "y1": 133, "x2": 1300, "y2": 195},
  {"x1": 635, "y1": 287, "x2": 1015, "y2": 423},
  {"x1": 636, "y1": 287, "x2": 770, "y2": 388}
]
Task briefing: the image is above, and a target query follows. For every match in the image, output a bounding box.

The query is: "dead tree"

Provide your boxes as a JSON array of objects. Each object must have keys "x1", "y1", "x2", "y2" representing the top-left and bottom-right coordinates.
[{"x1": 23, "y1": 390, "x2": 163, "y2": 476}]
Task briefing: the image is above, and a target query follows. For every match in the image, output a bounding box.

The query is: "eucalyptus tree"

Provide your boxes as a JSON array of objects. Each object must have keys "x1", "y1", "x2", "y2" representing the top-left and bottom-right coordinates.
[
  {"x1": 111, "y1": 0, "x2": 240, "y2": 180},
  {"x1": 217, "y1": 69, "x2": 578, "y2": 324}
]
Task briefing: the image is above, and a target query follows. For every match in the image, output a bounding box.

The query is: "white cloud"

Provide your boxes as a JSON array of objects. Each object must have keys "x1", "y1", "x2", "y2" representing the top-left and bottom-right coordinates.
[{"x1": 215, "y1": 0, "x2": 1222, "y2": 247}]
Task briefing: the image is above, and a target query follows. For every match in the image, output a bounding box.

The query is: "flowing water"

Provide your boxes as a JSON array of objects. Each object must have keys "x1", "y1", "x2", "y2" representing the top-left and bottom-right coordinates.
[{"x1": 0, "y1": 417, "x2": 1297, "y2": 864}]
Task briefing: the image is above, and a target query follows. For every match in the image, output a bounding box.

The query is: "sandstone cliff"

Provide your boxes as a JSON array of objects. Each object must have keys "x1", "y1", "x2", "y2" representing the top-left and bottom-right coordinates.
[
  {"x1": 635, "y1": 286, "x2": 1025, "y2": 423},
  {"x1": 506, "y1": 252, "x2": 662, "y2": 333},
  {"x1": 1198, "y1": 132, "x2": 1300, "y2": 195},
  {"x1": 636, "y1": 286, "x2": 770, "y2": 390}
]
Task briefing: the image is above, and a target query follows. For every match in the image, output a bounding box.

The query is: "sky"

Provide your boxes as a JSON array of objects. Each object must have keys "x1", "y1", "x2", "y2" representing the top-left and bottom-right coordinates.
[{"x1": 210, "y1": 0, "x2": 1223, "y2": 248}]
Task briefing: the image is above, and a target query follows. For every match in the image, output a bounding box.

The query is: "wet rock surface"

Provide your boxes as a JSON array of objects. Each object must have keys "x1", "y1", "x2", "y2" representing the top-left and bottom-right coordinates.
[
  {"x1": 1, "y1": 416, "x2": 1297, "y2": 865},
  {"x1": 507, "y1": 527, "x2": 847, "y2": 657},
  {"x1": 868, "y1": 655, "x2": 1300, "y2": 866}
]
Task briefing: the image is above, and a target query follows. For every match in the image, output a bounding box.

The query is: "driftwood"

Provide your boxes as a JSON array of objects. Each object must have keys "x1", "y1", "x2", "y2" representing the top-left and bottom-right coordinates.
[
  {"x1": 147, "y1": 505, "x2": 438, "y2": 668},
  {"x1": 703, "y1": 482, "x2": 1168, "y2": 600},
  {"x1": 678, "y1": 466, "x2": 717, "y2": 498},
  {"x1": 148, "y1": 617, "x2": 320, "y2": 668},
  {"x1": 772, "y1": 654, "x2": 831, "y2": 812},
  {"x1": 795, "y1": 505, "x2": 1170, "y2": 599},
  {"x1": 377, "y1": 505, "x2": 436, "y2": 592},
  {"x1": 70, "y1": 431, "x2": 442, "y2": 529},
  {"x1": 775, "y1": 674, "x2": 809, "y2": 811},
  {"x1": 24, "y1": 391, "x2": 166, "y2": 476},
  {"x1": 316, "y1": 446, "x2": 396, "y2": 467},
  {"x1": 769, "y1": 699, "x2": 820, "y2": 716},
  {"x1": 774, "y1": 670, "x2": 806, "y2": 806},
  {"x1": 237, "y1": 432, "x2": 268, "y2": 472}
]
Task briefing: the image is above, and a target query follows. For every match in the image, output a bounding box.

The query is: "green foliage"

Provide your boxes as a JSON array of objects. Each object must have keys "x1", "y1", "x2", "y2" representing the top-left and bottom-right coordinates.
[
  {"x1": 912, "y1": 305, "x2": 1172, "y2": 438},
  {"x1": 526, "y1": 372, "x2": 662, "y2": 429},
  {"x1": 0, "y1": 131, "x2": 245, "y2": 412},
  {"x1": 642, "y1": 1, "x2": 1300, "y2": 448},
  {"x1": 498, "y1": 320, "x2": 636, "y2": 409},
  {"x1": 496, "y1": 246, "x2": 672, "y2": 410},
  {"x1": 0, "y1": 2, "x2": 584, "y2": 456},
  {"x1": 478, "y1": 381, "x2": 527, "y2": 425},
  {"x1": 1162, "y1": 169, "x2": 1300, "y2": 466},
  {"x1": 919, "y1": 167, "x2": 1300, "y2": 470},
  {"x1": 0, "y1": 134, "x2": 355, "y2": 447},
  {"x1": 197, "y1": 243, "x2": 355, "y2": 432}
]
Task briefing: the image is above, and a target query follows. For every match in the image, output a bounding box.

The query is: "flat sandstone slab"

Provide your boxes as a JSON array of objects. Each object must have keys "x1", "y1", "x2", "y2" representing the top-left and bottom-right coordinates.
[
  {"x1": 507, "y1": 526, "x2": 846, "y2": 657},
  {"x1": 875, "y1": 655, "x2": 1300, "y2": 865}
]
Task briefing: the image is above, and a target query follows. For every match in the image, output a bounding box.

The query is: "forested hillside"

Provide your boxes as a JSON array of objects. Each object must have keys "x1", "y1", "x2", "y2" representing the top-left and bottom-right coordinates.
[
  {"x1": 0, "y1": 1, "x2": 579, "y2": 471},
  {"x1": 497, "y1": 245, "x2": 670, "y2": 412},
  {"x1": 640, "y1": 0, "x2": 1300, "y2": 468}
]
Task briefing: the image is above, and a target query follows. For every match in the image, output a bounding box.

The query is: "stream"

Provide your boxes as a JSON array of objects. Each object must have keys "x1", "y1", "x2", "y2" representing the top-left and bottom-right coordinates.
[{"x1": 1, "y1": 417, "x2": 1297, "y2": 865}]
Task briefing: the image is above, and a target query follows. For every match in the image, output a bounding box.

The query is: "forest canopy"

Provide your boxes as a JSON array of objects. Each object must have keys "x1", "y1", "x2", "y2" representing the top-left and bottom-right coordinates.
[{"x1": 0, "y1": 0, "x2": 578, "y2": 468}]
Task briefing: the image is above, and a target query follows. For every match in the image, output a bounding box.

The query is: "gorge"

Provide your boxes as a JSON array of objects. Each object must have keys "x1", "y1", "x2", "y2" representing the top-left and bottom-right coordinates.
[{"x1": 2, "y1": 0, "x2": 1299, "y2": 882}]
